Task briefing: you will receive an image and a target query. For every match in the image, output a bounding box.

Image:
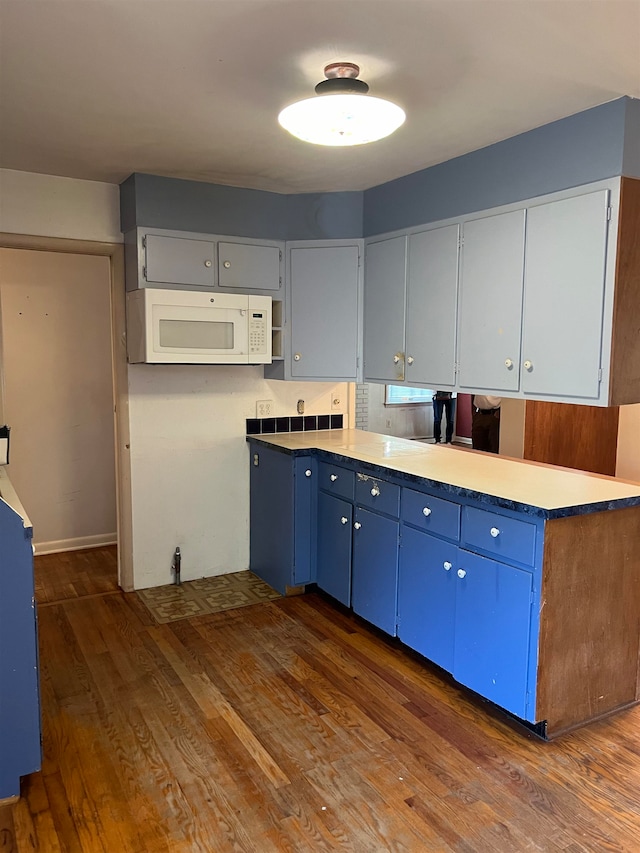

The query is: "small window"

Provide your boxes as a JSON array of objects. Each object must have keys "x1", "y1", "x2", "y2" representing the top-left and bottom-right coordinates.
[{"x1": 385, "y1": 385, "x2": 434, "y2": 406}]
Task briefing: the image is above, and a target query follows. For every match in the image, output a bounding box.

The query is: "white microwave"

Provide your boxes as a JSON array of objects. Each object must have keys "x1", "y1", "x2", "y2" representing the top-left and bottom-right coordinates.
[{"x1": 126, "y1": 288, "x2": 272, "y2": 364}]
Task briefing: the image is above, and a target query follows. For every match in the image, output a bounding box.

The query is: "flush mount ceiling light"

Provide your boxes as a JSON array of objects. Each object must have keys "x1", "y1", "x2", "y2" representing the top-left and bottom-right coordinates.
[{"x1": 278, "y1": 62, "x2": 406, "y2": 147}]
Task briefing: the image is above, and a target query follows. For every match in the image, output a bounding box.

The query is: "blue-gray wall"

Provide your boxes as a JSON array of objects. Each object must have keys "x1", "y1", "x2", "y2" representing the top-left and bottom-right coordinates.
[{"x1": 121, "y1": 97, "x2": 639, "y2": 240}]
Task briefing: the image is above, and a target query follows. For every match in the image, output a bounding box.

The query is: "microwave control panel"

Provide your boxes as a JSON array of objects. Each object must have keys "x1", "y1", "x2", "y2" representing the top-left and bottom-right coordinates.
[{"x1": 249, "y1": 312, "x2": 267, "y2": 354}]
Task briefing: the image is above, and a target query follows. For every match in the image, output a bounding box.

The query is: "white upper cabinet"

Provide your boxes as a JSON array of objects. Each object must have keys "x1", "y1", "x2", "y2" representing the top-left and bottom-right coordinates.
[
  {"x1": 405, "y1": 224, "x2": 460, "y2": 388},
  {"x1": 520, "y1": 191, "x2": 609, "y2": 401},
  {"x1": 457, "y1": 209, "x2": 526, "y2": 393},
  {"x1": 363, "y1": 236, "x2": 408, "y2": 383},
  {"x1": 218, "y1": 241, "x2": 282, "y2": 291}
]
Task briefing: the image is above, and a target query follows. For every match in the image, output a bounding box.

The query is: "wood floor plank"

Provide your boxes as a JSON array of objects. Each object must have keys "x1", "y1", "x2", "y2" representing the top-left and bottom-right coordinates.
[{"x1": 6, "y1": 552, "x2": 640, "y2": 851}]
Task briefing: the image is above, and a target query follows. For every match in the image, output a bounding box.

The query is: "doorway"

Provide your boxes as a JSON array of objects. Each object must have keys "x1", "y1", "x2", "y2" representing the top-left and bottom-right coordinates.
[{"x1": 0, "y1": 235, "x2": 132, "y2": 590}]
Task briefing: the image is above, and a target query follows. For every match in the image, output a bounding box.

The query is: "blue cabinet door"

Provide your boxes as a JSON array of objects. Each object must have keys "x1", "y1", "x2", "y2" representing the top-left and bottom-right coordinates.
[
  {"x1": 453, "y1": 550, "x2": 533, "y2": 719},
  {"x1": 398, "y1": 525, "x2": 457, "y2": 673},
  {"x1": 249, "y1": 443, "x2": 315, "y2": 595},
  {"x1": 351, "y1": 507, "x2": 399, "y2": 635},
  {"x1": 317, "y1": 492, "x2": 352, "y2": 606}
]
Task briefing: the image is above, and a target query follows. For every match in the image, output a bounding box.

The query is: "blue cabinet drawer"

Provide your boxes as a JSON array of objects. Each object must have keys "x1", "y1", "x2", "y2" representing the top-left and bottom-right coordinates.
[
  {"x1": 355, "y1": 474, "x2": 400, "y2": 517},
  {"x1": 463, "y1": 507, "x2": 536, "y2": 567},
  {"x1": 401, "y1": 488, "x2": 461, "y2": 541},
  {"x1": 318, "y1": 461, "x2": 355, "y2": 501}
]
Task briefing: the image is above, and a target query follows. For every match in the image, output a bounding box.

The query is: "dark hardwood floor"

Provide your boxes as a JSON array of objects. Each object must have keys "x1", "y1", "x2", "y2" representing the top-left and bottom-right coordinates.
[{"x1": 2, "y1": 547, "x2": 640, "y2": 851}]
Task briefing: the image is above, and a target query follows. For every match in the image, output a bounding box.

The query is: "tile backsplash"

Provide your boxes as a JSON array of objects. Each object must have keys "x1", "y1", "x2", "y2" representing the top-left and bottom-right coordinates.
[{"x1": 246, "y1": 414, "x2": 343, "y2": 435}]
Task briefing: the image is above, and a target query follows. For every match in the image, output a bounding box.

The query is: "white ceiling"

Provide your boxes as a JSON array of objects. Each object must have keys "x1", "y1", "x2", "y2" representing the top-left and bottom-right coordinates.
[{"x1": 1, "y1": 0, "x2": 639, "y2": 194}]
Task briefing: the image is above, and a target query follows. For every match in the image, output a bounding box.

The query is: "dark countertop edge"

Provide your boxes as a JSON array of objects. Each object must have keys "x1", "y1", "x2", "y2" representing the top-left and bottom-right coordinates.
[{"x1": 246, "y1": 435, "x2": 640, "y2": 520}]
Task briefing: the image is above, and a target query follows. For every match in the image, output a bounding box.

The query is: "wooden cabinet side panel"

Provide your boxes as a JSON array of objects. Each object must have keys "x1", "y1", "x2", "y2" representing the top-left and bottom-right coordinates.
[
  {"x1": 523, "y1": 400, "x2": 619, "y2": 476},
  {"x1": 537, "y1": 507, "x2": 640, "y2": 734},
  {"x1": 610, "y1": 177, "x2": 640, "y2": 405}
]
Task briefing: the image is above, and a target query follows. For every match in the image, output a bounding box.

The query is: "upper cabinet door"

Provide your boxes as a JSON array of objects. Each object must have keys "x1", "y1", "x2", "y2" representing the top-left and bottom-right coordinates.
[
  {"x1": 457, "y1": 209, "x2": 526, "y2": 392},
  {"x1": 289, "y1": 245, "x2": 360, "y2": 380},
  {"x1": 218, "y1": 241, "x2": 282, "y2": 291},
  {"x1": 405, "y1": 224, "x2": 459, "y2": 387},
  {"x1": 521, "y1": 191, "x2": 609, "y2": 401},
  {"x1": 145, "y1": 235, "x2": 215, "y2": 287},
  {"x1": 363, "y1": 236, "x2": 407, "y2": 383}
]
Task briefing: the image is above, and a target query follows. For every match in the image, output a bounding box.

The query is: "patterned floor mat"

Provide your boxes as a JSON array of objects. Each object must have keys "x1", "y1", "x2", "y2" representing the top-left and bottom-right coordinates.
[{"x1": 137, "y1": 571, "x2": 282, "y2": 623}]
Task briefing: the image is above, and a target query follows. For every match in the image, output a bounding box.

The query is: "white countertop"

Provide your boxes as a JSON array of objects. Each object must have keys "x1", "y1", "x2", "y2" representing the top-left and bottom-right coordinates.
[{"x1": 248, "y1": 429, "x2": 640, "y2": 514}]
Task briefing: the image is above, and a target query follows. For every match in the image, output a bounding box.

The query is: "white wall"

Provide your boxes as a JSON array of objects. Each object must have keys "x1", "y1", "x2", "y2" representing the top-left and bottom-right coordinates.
[
  {"x1": 1, "y1": 171, "x2": 351, "y2": 589},
  {"x1": 0, "y1": 169, "x2": 122, "y2": 243},
  {"x1": 365, "y1": 382, "x2": 434, "y2": 439},
  {"x1": 128, "y1": 367, "x2": 348, "y2": 588},
  {"x1": 616, "y1": 404, "x2": 640, "y2": 482}
]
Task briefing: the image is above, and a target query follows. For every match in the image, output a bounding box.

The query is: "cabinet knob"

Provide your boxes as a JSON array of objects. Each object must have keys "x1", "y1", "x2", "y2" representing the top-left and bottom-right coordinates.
[
  {"x1": 205, "y1": 260, "x2": 213, "y2": 268},
  {"x1": 504, "y1": 358, "x2": 513, "y2": 369},
  {"x1": 490, "y1": 526, "x2": 500, "y2": 538},
  {"x1": 393, "y1": 353, "x2": 404, "y2": 364},
  {"x1": 370, "y1": 485, "x2": 380, "y2": 497},
  {"x1": 223, "y1": 260, "x2": 231, "y2": 269},
  {"x1": 305, "y1": 469, "x2": 312, "y2": 477},
  {"x1": 443, "y1": 561, "x2": 452, "y2": 571},
  {"x1": 524, "y1": 360, "x2": 533, "y2": 371},
  {"x1": 354, "y1": 521, "x2": 362, "y2": 530},
  {"x1": 457, "y1": 569, "x2": 466, "y2": 579},
  {"x1": 294, "y1": 353, "x2": 301, "y2": 361},
  {"x1": 330, "y1": 474, "x2": 338, "y2": 482},
  {"x1": 422, "y1": 507, "x2": 432, "y2": 517},
  {"x1": 407, "y1": 356, "x2": 414, "y2": 365},
  {"x1": 340, "y1": 516, "x2": 348, "y2": 525}
]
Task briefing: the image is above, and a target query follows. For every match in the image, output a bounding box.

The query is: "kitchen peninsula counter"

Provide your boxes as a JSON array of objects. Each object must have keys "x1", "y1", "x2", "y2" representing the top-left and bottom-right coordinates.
[
  {"x1": 248, "y1": 428, "x2": 640, "y2": 517},
  {"x1": 248, "y1": 429, "x2": 640, "y2": 737}
]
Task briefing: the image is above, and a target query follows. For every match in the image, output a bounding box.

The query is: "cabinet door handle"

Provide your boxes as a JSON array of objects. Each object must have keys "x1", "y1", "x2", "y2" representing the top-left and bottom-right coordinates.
[
  {"x1": 305, "y1": 469, "x2": 312, "y2": 477},
  {"x1": 422, "y1": 507, "x2": 432, "y2": 517},
  {"x1": 330, "y1": 474, "x2": 338, "y2": 482},
  {"x1": 407, "y1": 356, "x2": 414, "y2": 365},
  {"x1": 393, "y1": 353, "x2": 404, "y2": 364},
  {"x1": 354, "y1": 522, "x2": 362, "y2": 530},
  {"x1": 490, "y1": 526, "x2": 500, "y2": 537},
  {"x1": 223, "y1": 260, "x2": 231, "y2": 268},
  {"x1": 457, "y1": 569, "x2": 466, "y2": 579},
  {"x1": 504, "y1": 358, "x2": 513, "y2": 369},
  {"x1": 443, "y1": 561, "x2": 452, "y2": 571},
  {"x1": 524, "y1": 360, "x2": 533, "y2": 371},
  {"x1": 340, "y1": 516, "x2": 348, "y2": 525},
  {"x1": 370, "y1": 486, "x2": 380, "y2": 497},
  {"x1": 205, "y1": 259, "x2": 213, "y2": 268},
  {"x1": 294, "y1": 353, "x2": 302, "y2": 361}
]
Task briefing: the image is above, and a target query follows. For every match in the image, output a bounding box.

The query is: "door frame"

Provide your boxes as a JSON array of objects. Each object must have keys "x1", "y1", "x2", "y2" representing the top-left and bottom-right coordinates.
[{"x1": 0, "y1": 233, "x2": 133, "y2": 591}]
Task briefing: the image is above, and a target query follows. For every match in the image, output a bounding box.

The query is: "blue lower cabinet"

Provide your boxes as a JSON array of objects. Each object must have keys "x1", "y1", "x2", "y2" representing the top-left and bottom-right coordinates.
[
  {"x1": 351, "y1": 507, "x2": 399, "y2": 635},
  {"x1": 398, "y1": 525, "x2": 457, "y2": 673},
  {"x1": 317, "y1": 492, "x2": 353, "y2": 606},
  {"x1": 249, "y1": 442, "x2": 316, "y2": 595},
  {"x1": 453, "y1": 550, "x2": 533, "y2": 719},
  {"x1": 0, "y1": 498, "x2": 41, "y2": 800}
]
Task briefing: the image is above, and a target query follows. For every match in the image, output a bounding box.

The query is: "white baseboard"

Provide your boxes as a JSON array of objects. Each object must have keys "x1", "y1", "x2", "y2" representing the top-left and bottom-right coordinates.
[{"x1": 33, "y1": 533, "x2": 117, "y2": 556}]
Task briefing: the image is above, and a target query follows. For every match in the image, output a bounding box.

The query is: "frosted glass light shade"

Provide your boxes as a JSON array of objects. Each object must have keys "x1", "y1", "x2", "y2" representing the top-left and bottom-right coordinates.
[{"x1": 278, "y1": 93, "x2": 406, "y2": 146}]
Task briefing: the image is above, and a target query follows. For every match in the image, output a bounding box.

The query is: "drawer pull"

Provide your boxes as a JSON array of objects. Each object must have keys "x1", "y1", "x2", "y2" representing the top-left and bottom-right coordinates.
[
  {"x1": 354, "y1": 522, "x2": 362, "y2": 530},
  {"x1": 340, "y1": 516, "x2": 348, "y2": 525},
  {"x1": 457, "y1": 569, "x2": 466, "y2": 579},
  {"x1": 422, "y1": 507, "x2": 432, "y2": 517},
  {"x1": 370, "y1": 485, "x2": 380, "y2": 497},
  {"x1": 490, "y1": 526, "x2": 500, "y2": 538},
  {"x1": 305, "y1": 469, "x2": 312, "y2": 477},
  {"x1": 330, "y1": 474, "x2": 338, "y2": 482},
  {"x1": 443, "y1": 561, "x2": 452, "y2": 571}
]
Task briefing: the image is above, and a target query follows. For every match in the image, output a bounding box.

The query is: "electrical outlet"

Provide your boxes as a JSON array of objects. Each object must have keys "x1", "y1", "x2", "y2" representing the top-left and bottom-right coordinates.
[
  {"x1": 331, "y1": 396, "x2": 341, "y2": 410},
  {"x1": 256, "y1": 400, "x2": 274, "y2": 418}
]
